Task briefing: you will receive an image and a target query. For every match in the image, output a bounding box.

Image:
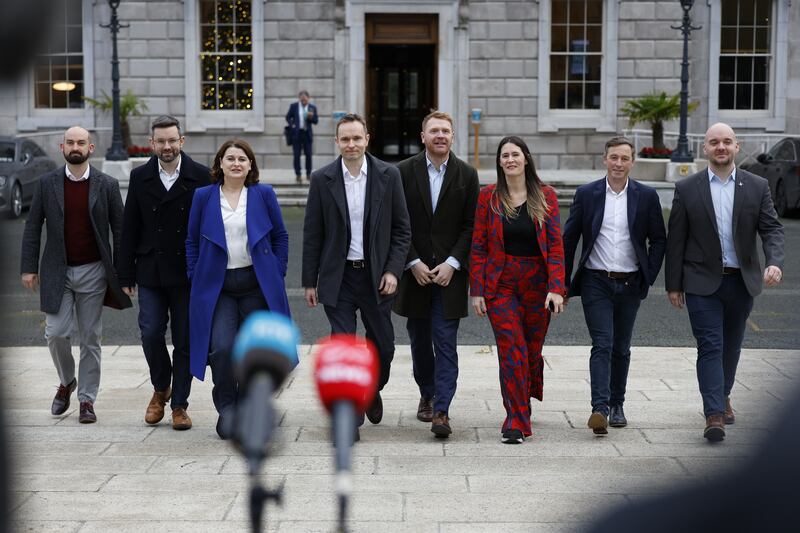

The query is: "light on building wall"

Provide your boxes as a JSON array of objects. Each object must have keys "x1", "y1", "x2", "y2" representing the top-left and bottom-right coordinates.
[{"x1": 52, "y1": 82, "x2": 76, "y2": 92}]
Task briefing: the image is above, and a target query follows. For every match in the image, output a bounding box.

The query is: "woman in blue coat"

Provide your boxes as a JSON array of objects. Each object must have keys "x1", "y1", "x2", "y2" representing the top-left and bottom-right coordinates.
[{"x1": 186, "y1": 138, "x2": 290, "y2": 438}]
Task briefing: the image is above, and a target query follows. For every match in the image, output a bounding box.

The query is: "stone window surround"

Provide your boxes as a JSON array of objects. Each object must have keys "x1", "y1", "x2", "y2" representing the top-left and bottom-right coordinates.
[
  {"x1": 340, "y1": 0, "x2": 469, "y2": 158},
  {"x1": 537, "y1": 0, "x2": 619, "y2": 133},
  {"x1": 184, "y1": 0, "x2": 265, "y2": 133},
  {"x1": 707, "y1": 0, "x2": 789, "y2": 132},
  {"x1": 16, "y1": 0, "x2": 96, "y2": 131}
]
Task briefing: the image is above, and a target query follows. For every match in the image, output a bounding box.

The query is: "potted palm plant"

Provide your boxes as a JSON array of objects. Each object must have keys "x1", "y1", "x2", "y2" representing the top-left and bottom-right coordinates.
[
  {"x1": 84, "y1": 90, "x2": 149, "y2": 150},
  {"x1": 620, "y1": 91, "x2": 697, "y2": 180}
]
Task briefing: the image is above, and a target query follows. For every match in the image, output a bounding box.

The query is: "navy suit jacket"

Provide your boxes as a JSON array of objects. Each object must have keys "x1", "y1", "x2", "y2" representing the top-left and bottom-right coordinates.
[
  {"x1": 285, "y1": 102, "x2": 319, "y2": 142},
  {"x1": 185, "y1": 183, "x2": 290, "y2": 380},
  {"x1": 563, "y1": 177, "x2": 666, "y2": 299}
]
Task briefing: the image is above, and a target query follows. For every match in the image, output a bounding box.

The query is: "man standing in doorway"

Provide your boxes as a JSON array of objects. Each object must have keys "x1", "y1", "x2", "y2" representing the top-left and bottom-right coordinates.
[
  {"x1": 286, "y1": 90, "x2": 318, "y2": 183},
  {"x1": 20, "y1": 126, "x2": 132, "y2": 423},
  {"x1": 302, "y1": 113, "x2": 411, "y2": 436},
  {"x1": 562, "y1": 136, "x2": 666, "y2": 435},
  {"x1": 394, "y1": 111, "x2": 479, "y2": 438},
  {"x1": 666, "y1": 122, "x2": 784, "y2": 441},
  {"x1": 119, "y1": 115, "x2": 211, "y2": 430}
]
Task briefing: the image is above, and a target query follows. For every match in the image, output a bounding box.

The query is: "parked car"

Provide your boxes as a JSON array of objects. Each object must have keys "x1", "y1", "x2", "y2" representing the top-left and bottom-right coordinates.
[
  {"x1": 741, "y1": 137, "x2": 800, "y2": 217},
  {"x1": 0, "y1": 137, "x2": 57, "y2": 219}
]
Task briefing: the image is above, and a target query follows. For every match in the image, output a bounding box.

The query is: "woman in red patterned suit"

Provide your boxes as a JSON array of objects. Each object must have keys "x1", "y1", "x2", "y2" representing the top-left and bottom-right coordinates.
[{"x1": 470, "y1": 136, "x2": 566, "y2": 444}]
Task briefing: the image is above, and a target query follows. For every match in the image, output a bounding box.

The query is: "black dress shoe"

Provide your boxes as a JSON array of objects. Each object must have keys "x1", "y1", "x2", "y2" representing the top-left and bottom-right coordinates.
[
  {"x1": 216, "y1": 414, "x2": 233, "y2": 440},
  {"x1": 51, "y1": 378, "x2": 77, "y2": 415},
  {"x1": 78, "y1": 401, "x2": 96, "y2": 424},
  {"x1": 417, "y1": 397, "x2": 434, "y2": 422},
  {"x1": 366, "y1": 391, "x2": 383, "y2": 424},
  {"x1": 609, "y1": 405, "x2": 627, "y2": 428},
  {"x1": 501, "y1": 429, "x2": 524, "y2": 444}
]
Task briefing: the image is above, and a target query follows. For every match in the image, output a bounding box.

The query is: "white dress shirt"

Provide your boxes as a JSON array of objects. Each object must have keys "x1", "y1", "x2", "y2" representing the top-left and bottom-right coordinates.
[
  {"x1": 708, "y1": 167, "x2": 740, "y2": 268},
  {"x1": 220, "y1": 187, "x2": 252, "y2": 269},
  {"x1": 158, "y1": 155, "x2": 181, "y2": 191},
  {"x1": 405, "y1": 154, "x2": 460, "y2": 271},
  {"x1": 585, "y1": 179, "x2": 639, "y2": 273},
  {"x1": 342, "y1": 158, "x2": 368, "y2": 261},
  {"x1": 298, "y1": 102, "x2": 308, "y2": 130},
  {"x1": 65, "y1": 165, "x2": 90, "y2": 182}
]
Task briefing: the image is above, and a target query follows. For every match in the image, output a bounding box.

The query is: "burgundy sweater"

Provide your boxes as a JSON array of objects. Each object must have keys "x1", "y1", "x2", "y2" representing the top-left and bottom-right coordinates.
[{"x1": 63, "y1": 177, "x2": 101, "y2": 266}]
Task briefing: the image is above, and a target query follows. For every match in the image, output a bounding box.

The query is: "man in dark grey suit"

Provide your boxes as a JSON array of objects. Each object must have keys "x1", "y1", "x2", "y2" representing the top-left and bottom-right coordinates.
[
  {"x1": 302, "y1": 113, "x2": 411, "y2": 434},
  {"x1": 394, "y1": 111, "x2": 479, "y2": 438},
  {"x1": 666, "y1": 122, "x2": 784, "y2": 441},
  {"x1": 20, "y1": 126, "x2": 131, "y2": 423}
]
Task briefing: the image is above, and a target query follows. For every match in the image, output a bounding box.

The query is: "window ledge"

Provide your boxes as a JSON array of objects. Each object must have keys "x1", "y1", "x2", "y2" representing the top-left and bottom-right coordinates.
[{"x1": 538, "y1": 112, "x2": 616, "y2": 133}]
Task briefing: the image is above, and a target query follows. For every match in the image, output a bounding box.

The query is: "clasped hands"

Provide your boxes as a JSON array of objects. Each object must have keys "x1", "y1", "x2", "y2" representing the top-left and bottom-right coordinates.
[{"x1": 410, "y1": 261, "x2": 455, "y2": 287}]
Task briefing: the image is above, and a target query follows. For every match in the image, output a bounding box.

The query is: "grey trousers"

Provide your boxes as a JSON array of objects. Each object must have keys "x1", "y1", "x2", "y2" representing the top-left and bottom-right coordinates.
[{"x1": 45, "y1": 261, "x2": 107, "y2": 403}]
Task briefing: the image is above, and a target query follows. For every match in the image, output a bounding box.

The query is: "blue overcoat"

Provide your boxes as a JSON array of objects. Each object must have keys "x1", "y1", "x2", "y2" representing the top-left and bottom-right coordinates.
[{"x1": 185, "y1": 183, "x2": 290, "y2": 380}]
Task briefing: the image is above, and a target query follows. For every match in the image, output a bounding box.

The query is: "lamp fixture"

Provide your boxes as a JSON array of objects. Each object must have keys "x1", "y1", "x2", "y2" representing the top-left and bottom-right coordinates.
[{"x1": 52, "y1": 82, "x2": 76, "y2": 92}]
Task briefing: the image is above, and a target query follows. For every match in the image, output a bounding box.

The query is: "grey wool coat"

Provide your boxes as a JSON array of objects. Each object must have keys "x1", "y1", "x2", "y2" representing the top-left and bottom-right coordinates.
[{"x1": 20, "y1": 165, "x2": 132, "y2": 314}]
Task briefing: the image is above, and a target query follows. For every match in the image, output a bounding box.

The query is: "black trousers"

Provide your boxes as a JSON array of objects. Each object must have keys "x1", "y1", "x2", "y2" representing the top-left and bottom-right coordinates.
[{"x1": 323, "y1": 264, "x2": 395, "y2": 391}]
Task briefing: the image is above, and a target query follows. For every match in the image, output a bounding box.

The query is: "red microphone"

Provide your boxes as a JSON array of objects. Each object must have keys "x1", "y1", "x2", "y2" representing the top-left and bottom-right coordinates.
[{"x1": 314, "y1": 334, "x2": 378, "y2": 532}]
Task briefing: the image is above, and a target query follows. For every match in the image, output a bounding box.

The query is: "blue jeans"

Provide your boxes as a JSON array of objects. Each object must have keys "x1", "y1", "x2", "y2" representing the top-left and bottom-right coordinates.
[
  {"x1": 138, "y1": 285, "x2": 191, "y2": 409},
  {"x1": 208, "y1": 266, "x2": 268, "y2": 416},
  {"x1": 580, "y1": 270, "x2": 642, "y2": 414},
  {"x1": 685, "y1": 272, "x2": 753, "y2": 417},
  {"x1": 407, "y1": 285, "x2": 460, "y2": 414}
]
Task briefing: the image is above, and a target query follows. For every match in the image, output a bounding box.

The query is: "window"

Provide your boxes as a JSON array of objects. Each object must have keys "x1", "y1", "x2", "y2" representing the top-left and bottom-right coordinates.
[
  {"x1": 537, "y1": 0, "x2": 618, "y2": 132},
  {"x1": 707, "y1": 0, "x2": 788, "y2": 131},
  {"x1": 549, "y1": 0, "x2": 603, "y2": 110},
  {"x1": 199, "y1": 0, "x2": 253, "y2": 111},
  {"x1": 34, "y1": 0, "x2": 84, "y2": 109},
  {"x1": 719, "y1": 0, "x2": 772, "y2": 110},
  {"x1": 769, "y1": 140, "x2": 796, "y2": 162}
]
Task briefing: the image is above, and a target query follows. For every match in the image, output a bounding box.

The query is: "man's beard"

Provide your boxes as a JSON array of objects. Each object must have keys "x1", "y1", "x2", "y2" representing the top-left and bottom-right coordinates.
[
  {"x1": 158, "y1": 151, "x2": 177, "y2": 163},
  {"x1": 63, "y1": 151, "x2": 89, "y2": 165}
]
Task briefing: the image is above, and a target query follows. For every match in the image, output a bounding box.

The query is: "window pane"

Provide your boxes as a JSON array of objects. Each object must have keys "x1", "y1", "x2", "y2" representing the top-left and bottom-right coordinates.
[
  {"x1": 720, "y1": 27, "x2": 737, "y2": 53},
  {"x1": 735, "y1": 83, "x2": 751, "y2": 109},
  {"x1": 754, "y1": 27, "x2": 770, "y2": 53},
  {"x1": 67, "y1": 26, "x2": 82, "y2": 53},
  {"x1": 552, "y1": 25, "x2": 567, "y2": 52},
  {"x1": 552, "y1": 0, "x2": 568, "y2": 24},
  {"x1": 550, "y1": 55, "x2": 567, "y2": 82},
  {"x1": 201, "y1": 25, "x2": 218, "y2": 53},
  {"x1": 719, "y1": 57, "x2": 735, "y2": 82},
  {"x1": 736, "y1": 56, "x2": 753, "y2": 82},
  {"x1": 237, "y1": 1, "x2": 252, "y2": 23},
  {"x1": 569, "y1": 24, "x2": 586, "y2": 47},
  {"x1": 550, "y1": 82, "x2": 567, "y2": 109},
  {"x1": 753, "y1": 56, "x2": 769, "y2": 81},
  {"x1": 752, "y1": 83, "x2": 768, "y2": 109},
  {"x1": 200, "y1": 0, "x2": 217, "y2": 24},
  {"x1": 585, "y1": 25, "x2": 602, "y2": 52},
  {"x1": 202, "y1": 84, "x2": 218, "y2": 109},
  {"x1": 236, "y1": 25, "x2": 252, "y2": 52},
  {"x1": 218, "y1": 84, "x2": 235, "y2": 109},
  {"x1": 721, "y1": 3, "x2": 737, "y2": 25},
  {"x1": 68, "y1": 82, "x2": 84, "y2": 108},
  {"x1": 235, "y1": 55, "x2": 252, "y2": 81},
  {"x1": 584, "y1": 82, "x2": 601, "y2": 109},
  {"x1": 586, "y1": 0, "x2": 603, "y2": 23},
  {"x1": 35, "y1": 83, "x2": 52, "y2": 108},
  {"x1": 66, "y1": 0, "x2": 82, "y2": 25},
  {"x1": 216, "y1": 25, "x2": 236, "y2": 53},
  {"x1": 755, "y1": 0, "x2": 771, "y2": 25},
  {"x1": 585, "y1": 54, "x2": 601, "y2": 81},
  {"x1": 739, "y1": 0, "x2": 757, "y2": 25},
  {"x1": 738, "y1": 27, "x2": 754, "y2": 53},
  {"x1": 719, "y1": 83, "x2": 735, "y2": 108},
  {"x1": 217, "y1": 1, "x2": 234, "y2": 23},
  {"x1": 236, "y1": 85, "x2": 253, "y2": 110},
  {"x1": 565, "y1": 83, "x2": 583, "y2": 109}
]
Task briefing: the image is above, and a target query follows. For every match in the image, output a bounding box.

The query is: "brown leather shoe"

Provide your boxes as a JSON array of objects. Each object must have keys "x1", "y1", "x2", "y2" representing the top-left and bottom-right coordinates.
[
  {"x1": 431, "y1": 411, "x2": 452, "y2": 438},
  {"x1": 51, "y1": 378, "x2": 77, "y2": 415},
  {"x1": 144, "y1": 387, "x2": 171, "y2": 425},
  {"x1": 171, "y1": 407, "x2": 192, "y2": 430},
  {"x1": 724, "y1": 397, "x2": 735, "y2": 425},
  {"x1": 416, "y1": 397, "x2": 433, "y2": 422},
  {"x1": 704, "y1": 414, "x2": 726, "y2": 441},
  {"x1": 588, "y1": 411, "x2": 608, "y2": 435}
]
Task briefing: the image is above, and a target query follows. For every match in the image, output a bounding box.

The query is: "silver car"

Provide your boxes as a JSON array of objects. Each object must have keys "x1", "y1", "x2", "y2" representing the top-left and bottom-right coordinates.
[{"x1": 0, "y1": 137, "x2": 57, "y2": 219}]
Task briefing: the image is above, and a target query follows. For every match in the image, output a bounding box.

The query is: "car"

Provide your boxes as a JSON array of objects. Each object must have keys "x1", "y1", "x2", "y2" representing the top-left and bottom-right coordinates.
[
  {"x1": 0, "y1": 137, "x2": 58, "y2": 219},
  {"x1": 741, "y1": 137, "x2": 800, "y2": 218}
]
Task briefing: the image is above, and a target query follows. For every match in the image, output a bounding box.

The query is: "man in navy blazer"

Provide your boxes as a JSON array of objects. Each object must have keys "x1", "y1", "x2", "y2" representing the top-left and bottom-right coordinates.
[
  {"x1": 563, "y1": 136, "x2": 666, "y2": 435},
  {"x1": 285, "y1": 90, "x2": 319, "y2": 183}
]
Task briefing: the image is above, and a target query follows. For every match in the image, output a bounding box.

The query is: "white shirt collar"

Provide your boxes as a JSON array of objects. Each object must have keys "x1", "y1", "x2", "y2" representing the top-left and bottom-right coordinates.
[
  {"x1": 605, "y1": 177, "x2": 629, "y2": 195},
  {"x1": 65, "y1": 165, "x2": 90, "y2": 182},
  {"x1": 341, "y1": 157, "x2": 368, "y2": 181},
  {"x1": 425, "y1": 153, "x2": 449, "y2": 173},
  {"x1": 158, "y1": 154, "x2": 182, "y2": 177}
]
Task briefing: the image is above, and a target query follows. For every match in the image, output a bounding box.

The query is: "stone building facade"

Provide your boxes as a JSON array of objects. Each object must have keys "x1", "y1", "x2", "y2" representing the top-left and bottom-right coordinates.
[{"x1": 1, "y1": 0, "x2": 797, "y2": 170}]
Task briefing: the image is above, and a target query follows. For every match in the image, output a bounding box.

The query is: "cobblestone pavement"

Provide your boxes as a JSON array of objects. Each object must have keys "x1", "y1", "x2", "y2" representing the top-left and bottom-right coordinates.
[{"x1": 4, "y1": 343, "x2": 798, "y2": 532}]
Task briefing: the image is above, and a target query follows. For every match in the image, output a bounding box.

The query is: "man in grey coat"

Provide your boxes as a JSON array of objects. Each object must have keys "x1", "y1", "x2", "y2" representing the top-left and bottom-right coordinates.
[{"x1": 20, "y1": 126, "x2": 131, "y2": 423}]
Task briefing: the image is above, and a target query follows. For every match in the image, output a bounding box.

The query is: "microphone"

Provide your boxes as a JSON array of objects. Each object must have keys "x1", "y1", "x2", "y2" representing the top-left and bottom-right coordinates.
[
  {"x1": 231, "y1": 311, "x2": 299, "y2": 474},
  {"x1": 314, "y1": 335, "x2": 378, "y2": 532}
]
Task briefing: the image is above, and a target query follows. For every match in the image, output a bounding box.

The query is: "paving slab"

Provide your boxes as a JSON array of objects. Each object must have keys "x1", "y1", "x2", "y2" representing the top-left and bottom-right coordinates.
[{"x1": 3, "y1": 344, "x2": 797, "y2": 532}]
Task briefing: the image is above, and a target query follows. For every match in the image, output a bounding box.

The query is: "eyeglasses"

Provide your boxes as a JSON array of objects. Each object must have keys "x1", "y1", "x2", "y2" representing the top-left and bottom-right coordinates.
[{"x1": 153, "y1": 138, "x2": 182, "y2": 147}]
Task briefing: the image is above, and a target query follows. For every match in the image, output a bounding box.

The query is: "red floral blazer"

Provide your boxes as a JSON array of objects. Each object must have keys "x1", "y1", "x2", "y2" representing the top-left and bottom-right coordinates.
[{"x1": 469, "y1": 183, "x2": 566, "y2": 298}]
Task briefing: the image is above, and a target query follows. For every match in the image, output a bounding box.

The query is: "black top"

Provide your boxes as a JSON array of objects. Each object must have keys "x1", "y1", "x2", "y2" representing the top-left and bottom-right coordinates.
[{"x1": 503, "y1": 204, "x2": 541, "y2": 257}]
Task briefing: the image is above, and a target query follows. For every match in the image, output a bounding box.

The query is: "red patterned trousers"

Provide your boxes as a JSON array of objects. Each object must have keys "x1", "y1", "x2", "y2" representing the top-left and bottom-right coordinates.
[{"x1": 485, "y1": 254, "x2": 550, "y2": 436}]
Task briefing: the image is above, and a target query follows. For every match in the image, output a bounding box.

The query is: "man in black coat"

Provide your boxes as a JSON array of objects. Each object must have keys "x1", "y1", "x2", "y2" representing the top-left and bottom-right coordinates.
[
  {"x1": 119, "y1": 115, "x2": 211, "y2": 430},
  {"x1": 302, "y1": 113, "x2": 411, "y2": 433},
  {"x1": 393, "y1": 111, "x2": 479, "y2": 438},
  {"x1": 666, "y1": 122, "x2": 784, "y2": 441}
]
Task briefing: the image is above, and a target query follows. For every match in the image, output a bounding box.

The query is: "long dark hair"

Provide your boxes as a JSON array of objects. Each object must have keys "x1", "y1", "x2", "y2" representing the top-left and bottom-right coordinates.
[
  {"x1": 493, "y1": 136, "x2": 548, "y2": 225},
  {"x1": 210, "y1": 139, "x2": 260, "y2": 186}
]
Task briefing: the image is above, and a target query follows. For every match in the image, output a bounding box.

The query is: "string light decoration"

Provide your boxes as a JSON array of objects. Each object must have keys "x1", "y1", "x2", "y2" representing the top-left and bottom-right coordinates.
[{"x1": 200, "y1": 0, "x2": 253, "y2": 110}]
